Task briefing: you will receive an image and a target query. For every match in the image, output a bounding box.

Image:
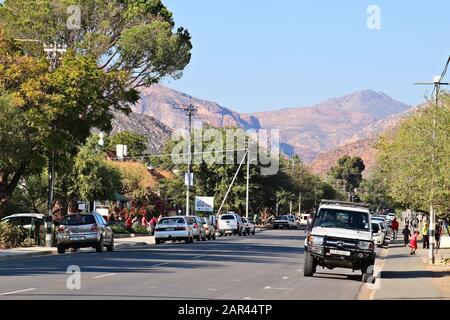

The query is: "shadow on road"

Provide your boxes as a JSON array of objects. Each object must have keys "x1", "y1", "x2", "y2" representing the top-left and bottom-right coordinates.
[
  {"x1": 313, "y1": 272, "x2": 362, "y2": 282},
  {"x1": 380, "y1": 270, "x2": 450, "y2": 279},
  {"x1": 0, "y1": 238, "x2": 305, "y2": 277}
]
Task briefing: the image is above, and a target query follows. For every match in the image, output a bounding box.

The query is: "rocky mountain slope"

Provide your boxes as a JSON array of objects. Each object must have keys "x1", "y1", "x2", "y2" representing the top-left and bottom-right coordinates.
[{"x1": 112, "y1": 84, "x2": 413, "y2": 168}]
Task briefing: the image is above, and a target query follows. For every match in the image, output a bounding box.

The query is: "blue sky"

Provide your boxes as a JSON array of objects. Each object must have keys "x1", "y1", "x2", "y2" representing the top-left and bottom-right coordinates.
[{"x1": 161, "y1": 0, "x2": 450, "y2": 112}]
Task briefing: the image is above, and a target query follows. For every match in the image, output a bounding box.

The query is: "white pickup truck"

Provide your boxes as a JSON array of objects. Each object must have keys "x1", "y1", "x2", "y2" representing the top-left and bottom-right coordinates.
[{"x1": 304, "y1": 200, "x2": 375, "y2": 283}]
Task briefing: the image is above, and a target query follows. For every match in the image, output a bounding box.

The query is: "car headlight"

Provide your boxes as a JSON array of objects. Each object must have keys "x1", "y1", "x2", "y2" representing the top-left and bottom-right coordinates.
[
  {"x1": 357, "y1": 241, "x2": 374, "y2": 251},
  {"x1": 307, "y1": 235, "x2": 324, "y2": 247}
]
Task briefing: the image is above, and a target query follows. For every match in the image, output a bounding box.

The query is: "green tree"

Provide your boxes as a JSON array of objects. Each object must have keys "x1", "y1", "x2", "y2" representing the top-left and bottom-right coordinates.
[
  {"x1": 107, "y1": 131, "x2": 148, "y2": 157},
  {"x1": 0, "y1": 0, "x2": 192, "y2": 89},
  {"x1": 70, "y1": 136, "x2": 122, "y2": 206},
  {"x1": 329, "y1": 155, "x2": 366, "y2": 193},
  {"x1": 0, "y1": 0, "x2": 192, "y2": 212},
  {"x1": 378, "y1": 96, "x2": 450, "y2": 217}
]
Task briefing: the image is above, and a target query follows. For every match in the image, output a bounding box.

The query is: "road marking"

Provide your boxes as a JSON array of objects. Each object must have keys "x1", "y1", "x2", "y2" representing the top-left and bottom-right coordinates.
[
  {"x1": 282, "y1": 277, "x2": 289, "y2": 279},
  {"x1": 152, "y1": 262, "x2": 168, "y2": 267},
  {"x1": 208, "y1": 288, "x2": 218, "y2": 291},
  {"x1": 264, "y1": 286, "x2": 271, "y2": 290},
  {"x1": 297, "y1": 269, "x2": 302, "y2": 272},
  {"x1": 193, "y1": 255, "x2": 205, "y2": 259},
  {"x1": 93, "y1": 273, "x2": 116, "y2": 279},
  {"x1": 1, "y1": 288, "x2": 36, "y2": 296},
  {"x1": 270, "y1": 287, "x2": 294, "y2": 291},
  {"x1": 243, "y1": 297, "x2": 252, "y2": 300}
]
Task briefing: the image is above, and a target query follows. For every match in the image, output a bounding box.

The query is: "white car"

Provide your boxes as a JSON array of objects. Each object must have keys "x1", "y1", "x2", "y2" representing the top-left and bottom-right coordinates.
[
  {"x1": 155, "y1": 216, "x2": 194, "y2": 245},
  {"x1": 273, "y1": 215, "x2": 295, "y2": 229},
  {"x1": 218, "y1": 213, "x2": 244, "y2": 236},
  {"x1": 241, "y1": 217, "x2": 256, "y2": 236},
  {"x1": 299, "y1": 214, "x2": 311, "y2": 228},
  {"x1": 1, "y1": 213, "x2": 46, "y2": 234},
  {"x1": 371, "y1": 221, "x2": 386, "y2": 247}
]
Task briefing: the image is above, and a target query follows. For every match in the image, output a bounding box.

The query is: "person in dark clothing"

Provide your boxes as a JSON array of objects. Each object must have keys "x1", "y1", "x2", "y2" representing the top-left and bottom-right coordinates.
[{"x1": 402, "y1": 225, "x2": 411, "y2": 247}]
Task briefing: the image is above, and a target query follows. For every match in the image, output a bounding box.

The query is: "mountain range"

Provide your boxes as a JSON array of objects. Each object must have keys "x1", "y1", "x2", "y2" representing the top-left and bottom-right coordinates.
[{"x1": 111, "y1": 84, "x2": 413, "y2": 174}]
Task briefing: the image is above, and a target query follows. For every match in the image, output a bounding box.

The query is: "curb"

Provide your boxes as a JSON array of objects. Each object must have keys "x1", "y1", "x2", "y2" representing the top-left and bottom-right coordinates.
[{"x1": 0, "y1": 249, "x2": 56, "y2": 262}]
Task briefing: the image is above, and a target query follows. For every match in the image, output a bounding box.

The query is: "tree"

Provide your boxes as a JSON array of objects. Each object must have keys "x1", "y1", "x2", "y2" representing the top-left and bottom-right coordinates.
[
  {"x1": 70, "y1": 137, "x2": 122, "y2": 207},
  {"x1": 0, "y1": 0, "x2": 192, "y2": 89},
  {"x1": 0, "y1": 0, "x2": 192, "y2": 212},
  {"x1": 377, "y1": 96, "x2": 450, "y2": 217},
  {"x1": 329, "y1": 156, "x2": 366, "y2": 194},
  {"x1": 358, "y1": 165, "x2": 395, "y2": 213},
  {"x1": 107, "y1": 131, "x2": 147, "y2": 157}
]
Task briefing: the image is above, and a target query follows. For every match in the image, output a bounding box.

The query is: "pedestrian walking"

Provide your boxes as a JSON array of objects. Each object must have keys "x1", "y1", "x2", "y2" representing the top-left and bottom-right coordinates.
[
  {"x1": 402, "y1": 225, "x2": 411, "y2": 247},
  {"x1": 409, "y1": 231, "x2": 419, "y2": 255},
  {"x1": 149, "y1": 216, "x2": 158, "y2": 236},
  {"x1": 435, "y1": 223, "x2": 443, "y2": 251},
  {"x1": 422, "y1": 222, "x2": 430, "y2": 249},
  {"x1": 392, "y1": 218, "x2": 399, "y2": 243}
]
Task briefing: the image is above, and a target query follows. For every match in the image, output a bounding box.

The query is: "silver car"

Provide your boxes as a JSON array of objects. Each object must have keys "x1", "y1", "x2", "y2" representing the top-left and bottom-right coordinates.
[
  {"x1": 56, "y1": 213, "x2": 114, "y2": 254},
  {"x1": 241, "y1": 217, "x2": 256, "y2": 236},
  {"x1": 186, "y1": 216, "x2": 207, "y2": 241}
]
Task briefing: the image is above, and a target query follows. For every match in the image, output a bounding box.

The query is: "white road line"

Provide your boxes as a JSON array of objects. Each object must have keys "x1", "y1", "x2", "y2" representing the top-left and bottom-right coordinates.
[
  {"x1": 152, "y1": 262, "x2": 168, "y2": 267},
  {"x1": 93, "y1": 273, "x2": 116, "y2": 279},
  {"x1": 1, "y1": 288, "x2": 36, "y2": 296},
  {"x1": 264, "y1": 286, "x2": 271, "y2": 290},
  {"x1": 282, "y1": 277, "x2": 289, "y2": 279},
  {"x1": 193, "y1": 255, "x2": 204, "y2": 259},
  {"x1": 243, "y1": 297, "x2": 252, "y2": 300},
  {"x1": 297, "y1": 269, "x2": 302, "y2": 272},
  {"x1": 208, "y1": 288, "x2": 218, "y2": 291}
]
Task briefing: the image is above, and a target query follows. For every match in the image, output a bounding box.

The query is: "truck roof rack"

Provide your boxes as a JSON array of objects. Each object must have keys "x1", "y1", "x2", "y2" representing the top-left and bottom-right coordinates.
[{"x1": 320, "y1": 200, "x2": 370, "y2": 209}]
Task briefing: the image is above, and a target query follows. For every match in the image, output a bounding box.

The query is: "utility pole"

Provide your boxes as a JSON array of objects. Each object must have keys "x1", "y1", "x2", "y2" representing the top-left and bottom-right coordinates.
[
  {"x1": 246, "y1": 142, "x2": 250, "y2": 219},
  {"x1": 184, "y1": 103, "x2": 197, "y2": 216},
  {"x1": 414, "y1": 56, "x2": 449, "y2": 264},
  {"x1": 298, "y1": 192, "x2": 302, "y2": 214}
]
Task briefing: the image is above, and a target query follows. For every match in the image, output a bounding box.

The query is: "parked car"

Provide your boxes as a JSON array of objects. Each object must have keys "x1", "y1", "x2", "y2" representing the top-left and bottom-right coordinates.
[
  {"x1": 241, "y1": 216, "x2": 256, "y2": 235},
  {"x1": 154, "y1": 216, "x2": 194, "y2": 244},
  {"x1": 299, "y1": 214, "x2": 311, "y2": 228},
  {"x1": 217, "y1": 213, "x2": 244, "y2": 236},
  {"x1": 1, "y1": 213, "x2": 45, "y2": 232},
  {"x1": 186, "y1": 216, "x2": 207, "y2": 241},
  {"x1": 273, "y1": 215, "x2": 295, "y2": 229},
  {"x1": 371, "y1": 221, "x2": 386, "y2": 248},
  {"x1": 200, "y1": 217, "x2": 217, "y2": 240},
  {"x1": 304, "y1": 200, "x2": 375, "y2": 282},
  {"x1": 56, "y1": 213, "x2": 114, "y2": 254}
]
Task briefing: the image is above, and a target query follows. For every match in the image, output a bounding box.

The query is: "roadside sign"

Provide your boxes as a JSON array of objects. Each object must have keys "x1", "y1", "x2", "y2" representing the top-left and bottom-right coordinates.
[
  {"x1": 195, "y1": 196, "x2": 214, "y2": 212},
  {"x1": 185, "y1": 173, "x2": 194, "y2": 186}
]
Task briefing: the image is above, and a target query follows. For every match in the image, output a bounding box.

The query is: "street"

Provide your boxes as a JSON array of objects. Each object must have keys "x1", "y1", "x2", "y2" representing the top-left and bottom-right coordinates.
[{"x1": 0, "y1": 229, "x2": 365, "y2": 300}]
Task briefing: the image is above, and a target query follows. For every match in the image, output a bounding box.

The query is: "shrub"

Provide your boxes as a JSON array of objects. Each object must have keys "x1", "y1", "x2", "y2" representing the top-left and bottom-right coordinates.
[
  {"x1": 132, "y1": 225, "x2": 149, "y2": 235},
  {"x1": 0, "y1": 222, "x2": 29, "y2": 249},
  {"x1": 109, "y1": 222, "x2": 129, "y2": 234}
]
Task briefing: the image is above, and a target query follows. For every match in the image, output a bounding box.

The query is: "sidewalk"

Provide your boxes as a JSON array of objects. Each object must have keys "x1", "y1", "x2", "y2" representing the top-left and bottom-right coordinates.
[
  {"x1": 0, "y1": 235, "x2": 155, "y2": 262},
  {"x1": 368, "y1": 241, "x2": 450, "y2": 300}
]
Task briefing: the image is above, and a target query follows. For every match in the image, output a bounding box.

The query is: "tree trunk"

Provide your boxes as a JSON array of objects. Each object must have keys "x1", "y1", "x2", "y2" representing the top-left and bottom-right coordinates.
[{"x1": 0, "y1": 161, "x2": 30, "y2": 216}]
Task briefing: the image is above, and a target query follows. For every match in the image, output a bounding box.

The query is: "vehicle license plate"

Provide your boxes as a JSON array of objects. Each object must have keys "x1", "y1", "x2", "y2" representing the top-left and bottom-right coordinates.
[
  {"x1": 70, "y1": 237, "x2": 84, "y2": 241},
  {"x1": 330, "y1": 249, "x2": 350, "y2": 256},
  {"x1": 166, "y1": 228, "x2": 174, "y2": 231}
]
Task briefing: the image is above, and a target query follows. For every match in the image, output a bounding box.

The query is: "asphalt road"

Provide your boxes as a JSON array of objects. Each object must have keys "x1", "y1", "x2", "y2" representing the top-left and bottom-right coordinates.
[{"x1": 0, "y1": 229, "x2": 366, "y2": 300}]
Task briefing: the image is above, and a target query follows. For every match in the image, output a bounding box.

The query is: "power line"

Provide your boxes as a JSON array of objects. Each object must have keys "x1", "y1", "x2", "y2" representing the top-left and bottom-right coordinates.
[{"x1": 108, "y1": 148, "x2": 248, "y2": 161}]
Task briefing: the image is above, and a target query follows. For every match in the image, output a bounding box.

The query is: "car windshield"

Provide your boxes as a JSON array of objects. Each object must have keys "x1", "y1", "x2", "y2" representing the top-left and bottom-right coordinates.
[
  {"x1": 277, "y1": 216, "x2": 288, "y2": 220},
  {"x1": 314, "y1": 209, "x2": 369, "y2": 231},
  {"x1": 61, "y1": 215, "x2": 96, "y2": 225},
  {"x1": 221, "y1": 215, "x2": 235, "y2": 220},
  {"x1": 372, "y1": 223, "x2": 380, "y2": 233},
  {"x1": 159, "y1": 218, "x2": 185, "y2": 225}
]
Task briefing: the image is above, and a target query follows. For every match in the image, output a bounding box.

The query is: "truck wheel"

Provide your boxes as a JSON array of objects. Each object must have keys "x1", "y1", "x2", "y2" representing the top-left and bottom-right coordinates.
[
  {"x1": 252, "y1": 228, "x2": 256, "y2": 235},
  {"x1": 57, "y1": 244, "x2": 66, "y2": 254},
  {"x1": 304, "y1": 252, "x2": 316, "y2": 277},
  {"x1": 362, "y1": 264, "x2": 375, "y2": 283}
]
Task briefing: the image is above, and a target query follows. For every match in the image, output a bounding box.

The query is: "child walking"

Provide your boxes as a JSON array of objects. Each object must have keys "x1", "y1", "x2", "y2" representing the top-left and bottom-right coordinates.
[{"x1": 409, "y1": 231, "x2": 419, "y2": 255}]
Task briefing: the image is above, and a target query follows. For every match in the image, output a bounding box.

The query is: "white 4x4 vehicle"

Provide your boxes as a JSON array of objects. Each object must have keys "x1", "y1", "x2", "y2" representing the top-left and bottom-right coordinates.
[
  {"x1": 217, "y1": 213, "x2": 244, "y2": 236},
  {"x1": 304, "y1": 200, "x2": 375, "y2": 283}
]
